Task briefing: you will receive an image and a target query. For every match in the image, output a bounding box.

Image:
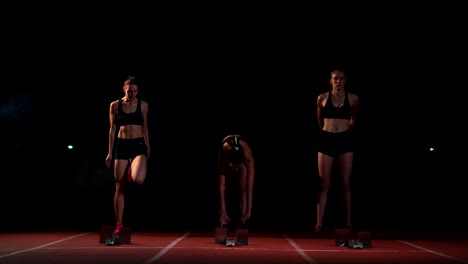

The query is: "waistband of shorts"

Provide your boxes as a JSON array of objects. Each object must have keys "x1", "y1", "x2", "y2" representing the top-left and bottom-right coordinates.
[
  {"x1": 116, "y1": 137, "x2": 145, "y2": 142},
  {"x1": 320, "y1": 129, "x2": 351, "y2": 135}
]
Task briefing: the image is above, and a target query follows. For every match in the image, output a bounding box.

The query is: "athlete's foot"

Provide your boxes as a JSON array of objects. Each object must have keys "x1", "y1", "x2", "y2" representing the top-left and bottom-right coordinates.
[
  {"x1": 113, "y1": 223, "x2": 123, "y2": 235},
  {"x1": 314, "y1": 224, "x2": 322, "y2": 233}
]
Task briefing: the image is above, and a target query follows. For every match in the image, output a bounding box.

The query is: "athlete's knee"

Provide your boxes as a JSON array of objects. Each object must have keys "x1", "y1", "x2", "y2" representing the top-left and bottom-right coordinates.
[
  {"x1": 132, "y1": 168, "x2": 147, "y2": 184},
  {"x1": 134, "y1": 178, "x2": 145, "y2": 185},
  {"x1": 319, "y1": 177, "x2": 330, "y2": 192},
  {"x1": 342, "y1": 181, "x2": 351, "y2": 192},
  {"x1": 116, "y1": 181, "x2": 127, "y2": 194},
  {"x1": 131, "y1": 170, "x2": 146, "y2": 184}
]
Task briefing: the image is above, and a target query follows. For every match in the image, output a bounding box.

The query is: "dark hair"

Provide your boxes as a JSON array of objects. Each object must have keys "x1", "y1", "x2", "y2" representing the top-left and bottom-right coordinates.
[{"x1": 124, "y1": 76, "x2": 138, "y2": 86}]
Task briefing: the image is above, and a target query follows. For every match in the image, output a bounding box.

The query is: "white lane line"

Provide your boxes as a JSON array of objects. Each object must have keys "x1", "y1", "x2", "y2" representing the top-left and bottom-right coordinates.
[
  {"x1": 0, "y1": 232, "x2": 90, "y2": 258},
  {"x1": 143, "y1": 231, "x2": 191, "y2": 264},
  {"x1": 283, "y1": 234, "x2": 319, "y2": 264},
  {"x1": 398, "y1": 240, "x2": 468, "y2": 263}
]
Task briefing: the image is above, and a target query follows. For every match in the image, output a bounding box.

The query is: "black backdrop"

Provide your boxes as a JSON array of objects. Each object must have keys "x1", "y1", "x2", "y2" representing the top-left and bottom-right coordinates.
[{"x1": 1, "y1": 3, "x2": 466, "y2": 233}]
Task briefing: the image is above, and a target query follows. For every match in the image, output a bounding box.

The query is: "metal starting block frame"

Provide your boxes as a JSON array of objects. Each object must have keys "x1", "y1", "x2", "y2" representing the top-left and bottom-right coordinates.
[
  {"x1": 335, "y1": 229, "x2": 350, "y2": 247},
  {"x1": 235, "y1": 228, "x2": 248, "y2": 245},
  {"x1": 215, "y1": 226, "x2": 248, "y2": 246},
  {"x1": 357, "y1": 231, "x2": 372, "y2": 248},
  {"x1": 214, "y1": 226, "x2": 228, "y2": 244}
]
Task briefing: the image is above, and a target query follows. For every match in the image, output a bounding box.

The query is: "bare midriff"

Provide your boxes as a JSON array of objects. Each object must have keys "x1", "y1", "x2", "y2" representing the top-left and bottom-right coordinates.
[
  {"x1": 117, "y1": 125, "x2": 145, "y2": 139},
  {"x1": 322, "y1": 118, "x2": 350, "y2": 133}
]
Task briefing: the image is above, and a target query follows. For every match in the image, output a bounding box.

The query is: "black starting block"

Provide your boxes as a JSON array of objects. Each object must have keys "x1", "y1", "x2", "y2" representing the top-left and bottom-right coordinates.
[
  {"x1": 357, "y1": 231, "x2": 372, "y2": 248},
  {"x1": 99, "y1": 226, "x2": 132, "y2": 245},
  {"x1": 214, "y1": 226, "x2": 228, "y2": 244},
  {"x1": 334, "y1": 229, "x2": 350, "y2": 247},
  {"x1": 235, "y1": 228, "x2": 248, "y2": 245}
]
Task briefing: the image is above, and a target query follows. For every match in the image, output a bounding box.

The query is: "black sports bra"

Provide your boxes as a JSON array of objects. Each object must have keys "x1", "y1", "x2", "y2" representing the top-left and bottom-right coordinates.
[
  {"x1": 114, "y1": 99, "x2": 144, "y2": 127},
  {"x1": 322, "y1": 91, "x2": 352, "y2": 120}
]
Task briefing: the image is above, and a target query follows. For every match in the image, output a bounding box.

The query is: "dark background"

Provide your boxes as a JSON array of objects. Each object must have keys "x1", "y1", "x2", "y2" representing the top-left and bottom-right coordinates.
[{"x1": 1, "y1": 3, "x2": 466, "y2": 234}]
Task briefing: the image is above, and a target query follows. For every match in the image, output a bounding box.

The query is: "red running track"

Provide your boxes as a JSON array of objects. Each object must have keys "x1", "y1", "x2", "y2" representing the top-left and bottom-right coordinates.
[{"x1": 1, "y1": 230, "x2": 467, "y2": 264}]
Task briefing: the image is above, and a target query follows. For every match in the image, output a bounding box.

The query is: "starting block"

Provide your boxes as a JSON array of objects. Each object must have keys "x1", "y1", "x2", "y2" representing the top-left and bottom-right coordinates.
[
  {"x1": 99, "y1": 226, "x2": 132, "y2": 245},
  {"x1": 335, "y1": 229, "x2": 350, "y2": 247},
  {"x1": 357, "y1": 231, "x2": 372, "y2": 248},
  {"x1": 214, "y1": 226, "x2": 228, "y2": 244},
  {"x1": 235, "y1": 228, "x2": 248, "y2": 245}
]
